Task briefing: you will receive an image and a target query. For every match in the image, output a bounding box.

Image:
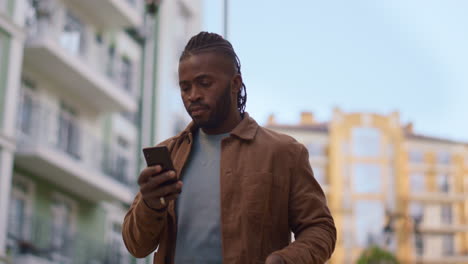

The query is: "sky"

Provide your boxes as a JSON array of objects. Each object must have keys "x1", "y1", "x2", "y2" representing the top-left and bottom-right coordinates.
[{"x1": 202, "y1": 0, "x2": 468, "y2": 142}]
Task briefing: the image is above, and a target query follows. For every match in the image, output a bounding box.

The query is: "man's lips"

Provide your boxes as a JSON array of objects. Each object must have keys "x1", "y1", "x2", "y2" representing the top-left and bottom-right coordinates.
[{"x1": 189, "y1": 107, "x2": 208, "y2": 116}]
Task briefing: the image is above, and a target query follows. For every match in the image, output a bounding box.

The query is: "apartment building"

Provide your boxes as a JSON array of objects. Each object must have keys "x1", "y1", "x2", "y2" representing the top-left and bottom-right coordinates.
[
  {"x1": 152, "y1": 0, "x2": 202, "y2": 143},
  {"x1": 0, "y1": 0, "x2": 27, "y2": 262},
  {"x1": 267, "y1": 109, "x2": 468, "y2": 264},
  {"x1": 0, "y1": 0, "x2": 167, "y2": 263}
]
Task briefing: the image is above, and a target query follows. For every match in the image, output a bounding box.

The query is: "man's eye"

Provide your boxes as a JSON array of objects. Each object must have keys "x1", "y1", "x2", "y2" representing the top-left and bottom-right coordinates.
[{"x1": 199, "y1": 80, "x2": 212, "y2": 87}]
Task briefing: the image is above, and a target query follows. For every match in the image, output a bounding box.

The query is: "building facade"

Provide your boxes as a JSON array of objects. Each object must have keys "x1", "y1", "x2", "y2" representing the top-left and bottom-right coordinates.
[
  {"x1": 267, "y1": 109, "x2": 468, "y2": 264},
  {"x1": 152, "y1": 0, "x2": 202, "y2": 144},
  {"x1": 0, "y1": 0, "x2": 27, "y2": 262},
  {"x1": 0, "y1": 0, "x2": 189, "y2": 263}
]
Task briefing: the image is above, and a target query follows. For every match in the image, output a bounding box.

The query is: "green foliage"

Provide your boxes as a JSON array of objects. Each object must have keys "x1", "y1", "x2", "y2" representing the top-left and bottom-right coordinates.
[{"x1": 357, "y1": 246, "x2": 399, "y2": 264}]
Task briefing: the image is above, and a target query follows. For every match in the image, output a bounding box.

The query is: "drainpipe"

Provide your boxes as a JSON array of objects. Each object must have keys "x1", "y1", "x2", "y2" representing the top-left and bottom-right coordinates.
[
  {"x1": 136, "y1": 0, "x2": 161, "y2": 177},
  {"x1": 223, "y1": 0, "x2": 229, "y2": 39}
]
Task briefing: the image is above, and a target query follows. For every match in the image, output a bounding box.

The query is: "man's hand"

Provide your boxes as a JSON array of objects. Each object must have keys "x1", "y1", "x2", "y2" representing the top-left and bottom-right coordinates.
[
  {"x1": 265, "y1": 254, "x2": 285, "y2": 264},
  {"x1": 138, "y1": 165, "x2": 183, "y2": 210}
]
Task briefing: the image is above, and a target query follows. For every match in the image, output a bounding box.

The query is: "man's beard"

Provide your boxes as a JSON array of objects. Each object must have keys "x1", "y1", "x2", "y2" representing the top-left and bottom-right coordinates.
[{"x1": 189, "y1": 82, "x2": 232, "y2": 129}]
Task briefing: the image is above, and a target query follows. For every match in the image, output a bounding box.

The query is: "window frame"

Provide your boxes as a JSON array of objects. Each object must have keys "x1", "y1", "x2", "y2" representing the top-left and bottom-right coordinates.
[
  {"x1": 49, "y1": 192, "x2": 78, "y2": 263},
  {"x1": 7, "y1": 174, "x2": 36, "y2": 250}
]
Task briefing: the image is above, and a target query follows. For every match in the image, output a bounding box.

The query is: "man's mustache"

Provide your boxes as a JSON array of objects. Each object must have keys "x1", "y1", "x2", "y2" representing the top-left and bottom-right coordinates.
[{"x1": 188, "y1": 103, "x2": 210, "y2": 112}]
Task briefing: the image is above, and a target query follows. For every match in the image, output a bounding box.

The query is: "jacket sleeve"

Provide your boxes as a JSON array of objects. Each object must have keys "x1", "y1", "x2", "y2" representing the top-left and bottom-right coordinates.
[
  {"x1": 122, "y1": 192, "x2": 168, "y2": 258},
  {"x1": 273, "y1": 144, "x2": 337, "y2": 264}
]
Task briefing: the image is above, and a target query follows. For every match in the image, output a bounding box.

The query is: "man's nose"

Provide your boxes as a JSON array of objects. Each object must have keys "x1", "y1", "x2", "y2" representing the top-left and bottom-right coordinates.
[{"x1": 188, "y1": 88, "x2": 202, "y2": 102}]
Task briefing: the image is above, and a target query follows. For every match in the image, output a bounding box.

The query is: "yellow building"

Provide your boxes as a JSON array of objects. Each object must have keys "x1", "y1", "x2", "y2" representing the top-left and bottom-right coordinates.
[{"x1": 267, "y1": 109, "x2": 468, "y2": 264}]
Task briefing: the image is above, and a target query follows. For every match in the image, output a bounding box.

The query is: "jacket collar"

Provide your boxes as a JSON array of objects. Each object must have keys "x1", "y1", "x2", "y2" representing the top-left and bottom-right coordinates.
[
  {"x1": 180, "y1": 112, "x2": 259, "y2": 141},
  {"x1": 230, "y1": 113, "x2": 258, "y2": 141}
]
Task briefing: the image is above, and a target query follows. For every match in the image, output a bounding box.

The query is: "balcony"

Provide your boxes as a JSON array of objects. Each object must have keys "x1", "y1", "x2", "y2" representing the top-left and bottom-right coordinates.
[
  {"x1": 419, "y1": 224, "x2": 468, "y2": 234},
  {"x1": 415, "y1": 255, "x2": 468, "y2": 264},
  {"x1": 409, "y1": 192, "x2": 468, "y2": 203},
  {"x1": 23, "y1": 3, "x2": 137, "y2": 113},
  {"x1": 77, "y1": 0, "x2": 143, "y2": 28},
  {"x1": 7, "y1": 216, "x2": 131, "y2": 264},
  {"x1": 14, "y1": 96, "x2": 136, "y2": 204}
]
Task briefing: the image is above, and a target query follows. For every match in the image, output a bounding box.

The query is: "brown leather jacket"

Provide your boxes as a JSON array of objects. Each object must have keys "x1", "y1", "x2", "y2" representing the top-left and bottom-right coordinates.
[{"x1": 122, "y1": 113, "x2": 336, "y2": 264}]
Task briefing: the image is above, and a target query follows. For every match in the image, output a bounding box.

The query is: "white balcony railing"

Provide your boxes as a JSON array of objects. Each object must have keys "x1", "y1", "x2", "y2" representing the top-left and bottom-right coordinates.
[
  {"x1": 29, "y1": 10, "x2": 135, "y2": 91},
  {"x1": 23, "y1": 0, "x2": 138, "y2": 112},
  {"x1": 76, "y1": 0, "x2": 143, "y2": 28},
  {"x1": 15, "y1": 93, "x2": 136, "y2": 202},
  {"x1": 7, "y1": 216, "x2": 131, "y2": 264}
]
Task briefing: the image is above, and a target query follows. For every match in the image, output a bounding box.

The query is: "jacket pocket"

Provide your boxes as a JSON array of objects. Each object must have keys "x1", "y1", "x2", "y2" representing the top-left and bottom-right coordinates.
[
  {"x1": 240, "y1": 172, "x2": 274, "y2": 259},
  {"x1": 241, "y1": 172, "x2": 273, "y2": 218}
]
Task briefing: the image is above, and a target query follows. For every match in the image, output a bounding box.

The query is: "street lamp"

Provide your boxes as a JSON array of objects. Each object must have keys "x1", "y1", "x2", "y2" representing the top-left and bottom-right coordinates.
[
  {"x1": 145, "y1": 0, "x2": 162, "y2": 15},
  {"x1": 382, "y1": 210, "x2": 422, "y2": 253},
  {"x1": 223, "y1": 0, "x2": 229, "y2": 39}
]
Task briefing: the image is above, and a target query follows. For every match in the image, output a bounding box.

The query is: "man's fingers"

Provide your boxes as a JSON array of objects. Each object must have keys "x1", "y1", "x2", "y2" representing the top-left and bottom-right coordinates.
[
  {"x1": 140, "y1": 170, "x2": 176, "y2": 193},
  {"x1": 142, "y1": 180, "x2": 183, "y2": 199},
  {"x1": 161, "y1": 192, "x2": 180, "y2": 202},
  {"x1": 153, "y1": 170, "x2": 177, "y2": 186},
  {"x1": 140, "y1": 173, "x2": 168, "y2": 194},
  {"x1": 145, "y1": 188, "x2": 181, "y2": 204},
  {"x1": 142, "y1": 190, "x2": 181, "y2": 210},
  {"x1": 137, "y1": 165, "x2": 163, "y2": 185}
]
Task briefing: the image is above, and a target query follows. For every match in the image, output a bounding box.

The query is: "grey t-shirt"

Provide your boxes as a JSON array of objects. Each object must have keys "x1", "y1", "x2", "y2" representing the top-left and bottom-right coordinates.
[{"x1": 174, "y1": 129, "x2": 229, "y2": 264}]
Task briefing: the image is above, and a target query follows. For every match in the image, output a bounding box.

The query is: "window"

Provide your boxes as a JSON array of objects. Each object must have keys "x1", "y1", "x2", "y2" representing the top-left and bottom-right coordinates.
[
  {"x1": 120, "y1": 57, "x2": 133, "y2": 92},
  {"x1": 354, "y1": 200, "x2": 384, "y2": 247},
  {"x1": 441, "y1": 205, "x2": 453, "y2": 225},
  {"x1": 409, "y1": 173, "x2": 425, "y2": 193},
  {"x1": 351, "y1": 127, "x2": 381, "y2": 157},
  {"x1": 8, "y1": 198, "x2": 25, "y2": 240},
  {"x1": 103, "y1": 136, "x2": 132, "y2": 185},
  {"x1": 442, "y1": 234, "x2": 455, "y2": 256},
  {"x1": 105, "y1": 205, "x2": 131, "y2": 263},
  {"x1": 120, "y1": 111, "x2": 139, "y2": 126},
  {"x1": 437, "y1": 152, "x2": 451, "y2": 165},
  {"x1": 353, "y1": 163, "x2": 382, "y2": 193},
  {"x1": 115, "y1": 137, "x2": 130, "y2": 184},
  {"x1": 409, "y1": 150, "x2": 424, "y2": 163},
  {"x1": 437, "y1": 174, "x2": 450, "y2": 193},
  {"x1": 107, "y1": 222, "x2": 129, "y2": 264},
  {"x1": 306, "y1": 143, "x2": 326, "y2": 156},
  {"x1": 57, "y1": 103, "x2": 81, "y2": 160},
  {"x1": 18, "y1": 79, "x2": 36, "y2": 136},
  {"x1": 60, "y1": 11, "x2": 86, "y2": 56},
  {"x1": 106, "y1": 44, "x2": 117, "y2": 79},
  {"x1": 50, "y1": 194, "x2": 76, "y2": 263},
  {"x1": 7, "y1": 176, "x2": 35, "y2": 253}
]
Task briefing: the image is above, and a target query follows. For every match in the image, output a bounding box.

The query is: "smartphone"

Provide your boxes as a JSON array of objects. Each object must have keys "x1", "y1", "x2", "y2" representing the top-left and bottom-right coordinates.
[{"x1": 142, "y1": 146, "x2": 175, "y2": 172}]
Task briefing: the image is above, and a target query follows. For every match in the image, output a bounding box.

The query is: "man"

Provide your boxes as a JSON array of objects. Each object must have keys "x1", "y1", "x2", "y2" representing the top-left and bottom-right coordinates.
[{"x1": 123, "y1": 32, "x2": 336, "y2": 264}]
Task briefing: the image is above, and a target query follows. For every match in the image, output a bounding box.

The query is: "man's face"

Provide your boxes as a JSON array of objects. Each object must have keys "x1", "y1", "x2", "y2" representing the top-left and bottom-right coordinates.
[{"x1": 178, "y1": 52, "x2": 237, "y2": 129}]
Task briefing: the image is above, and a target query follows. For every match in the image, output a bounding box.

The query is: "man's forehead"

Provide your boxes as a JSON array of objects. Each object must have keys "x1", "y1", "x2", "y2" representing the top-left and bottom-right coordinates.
[{"x1": 179, "y1": 52, "x2": 235, "y2": 75}]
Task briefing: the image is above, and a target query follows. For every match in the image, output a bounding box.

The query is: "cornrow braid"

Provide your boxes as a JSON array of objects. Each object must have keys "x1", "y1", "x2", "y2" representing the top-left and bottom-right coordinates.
[{"x1": 180, "y1": 32, "x2": 247, "y2": 118}]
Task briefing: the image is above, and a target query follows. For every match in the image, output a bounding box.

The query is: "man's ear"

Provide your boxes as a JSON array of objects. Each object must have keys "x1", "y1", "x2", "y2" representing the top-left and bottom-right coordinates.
[{"x1": 231, "y1": 74, "x2": 242, "y2": 94}]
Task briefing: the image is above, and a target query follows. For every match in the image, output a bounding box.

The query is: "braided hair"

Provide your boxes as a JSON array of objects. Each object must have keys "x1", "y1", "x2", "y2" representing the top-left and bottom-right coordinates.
[{"x1": 180, "y1": 32, "x2": 247, "y2": 118}]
